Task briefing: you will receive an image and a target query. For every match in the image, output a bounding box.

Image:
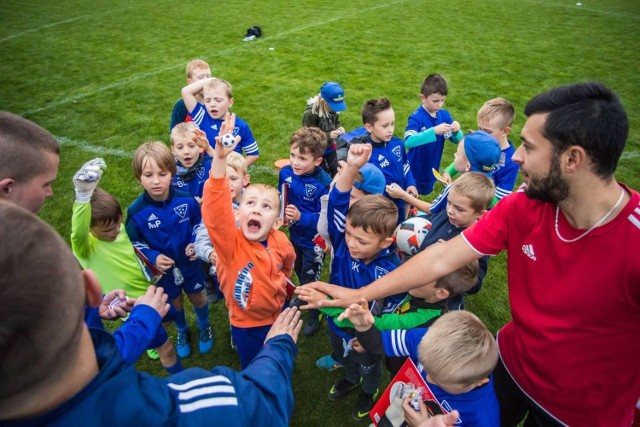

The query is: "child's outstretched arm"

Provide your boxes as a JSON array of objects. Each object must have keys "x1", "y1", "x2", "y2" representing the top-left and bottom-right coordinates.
[
  {"x1": 193, "y1": 128, "x2": 215, "y2": 157},
  {"x1": 70, "y1": 158, "x2": 107, "y2": 258},
  {"x1": 181, "y1": 77, "x2": 216, "y2": 113},
  {"x1": 210, "y1": 113, "x2": 241, "y2": 178},
  {"x1": 386, "y1": 183, "x2": 432, "y2": 214},
  {"x1": 337, "y1": 298, "x2": 374, "y2": 332},
  {"x1": 335, "y1": 143, "x2": 372, "y2": 192}
]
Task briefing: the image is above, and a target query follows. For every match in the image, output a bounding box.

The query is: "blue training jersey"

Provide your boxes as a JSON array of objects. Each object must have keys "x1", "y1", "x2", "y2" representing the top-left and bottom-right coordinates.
[
  {"x1": 171, "y1": 155, "x2": 213, "y2": 199},
  {"x1": 278, "y1": 165, "x2": 331, "y2": 249},
  {"x1": 189, "y1": 103, "x2": 258, "y2": 157}
]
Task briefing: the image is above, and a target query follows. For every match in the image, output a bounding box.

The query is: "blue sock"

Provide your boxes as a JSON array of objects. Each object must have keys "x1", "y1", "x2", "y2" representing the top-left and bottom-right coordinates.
[
  {"x1": 174, "y1": 309, "x2": 188, "y2": 332},
  {"x1": 165, "y1": 359, "x2": 183, "y2": 374},
  {"x1": 194, "y1": 303, "x2": 210, "y2": 330}
]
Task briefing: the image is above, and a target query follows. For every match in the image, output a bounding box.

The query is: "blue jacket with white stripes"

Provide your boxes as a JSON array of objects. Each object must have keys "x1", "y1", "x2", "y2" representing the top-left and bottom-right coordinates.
[{"x1": 4, "y1": 329, "x2": 297, "y2": 427}]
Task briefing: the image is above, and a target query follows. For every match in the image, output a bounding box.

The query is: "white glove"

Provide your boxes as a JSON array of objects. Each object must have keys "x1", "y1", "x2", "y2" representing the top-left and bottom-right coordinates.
[{"x1": 73, "y1": 158, "x2": 106, "y2": 202}]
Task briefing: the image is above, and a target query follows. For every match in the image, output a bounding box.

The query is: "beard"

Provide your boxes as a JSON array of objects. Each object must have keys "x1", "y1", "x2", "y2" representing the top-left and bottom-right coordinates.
[{"x1": 524, "y1": 154, "x2": 570, "y2": 204}]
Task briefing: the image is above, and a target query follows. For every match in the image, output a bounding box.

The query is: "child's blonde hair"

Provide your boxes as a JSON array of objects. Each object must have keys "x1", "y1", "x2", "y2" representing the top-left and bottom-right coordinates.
[
  {"x1": 477, "y1": 98, "x2": 515, "y2": 130},
  {"x1": 347, "y1": 195, "x2": 398, "y2": 238},
  {"x1": 418, "y1": 310, "x2": 498, "y2": 387},
  {"x1": 186, "y1": 59, "x2": 210, "y2": 79},
  {"x1": 203, "y1": 78, "x2": 233, "y2": 99},
  {"x1": 451, "y1": 172, "x2": 495, "y2": 212},
  {"x1": 243, "y1": 183, "x2": 281, "y2": 211},
  {"x1": 307, "y1": 94, "x2": 333, "y2": 119},
  {"x1": 290, "y1": 127, "x2": 327, "y2": 159},
  {"x1": 226, "y1": 151, "x2": 248, "y2": 176},
  {"x1": 170, "y1": 122, "x2": 199, "y2": 146},
  {"x1": 132, "y1": 141, "x2": 176, "y2": 180}
]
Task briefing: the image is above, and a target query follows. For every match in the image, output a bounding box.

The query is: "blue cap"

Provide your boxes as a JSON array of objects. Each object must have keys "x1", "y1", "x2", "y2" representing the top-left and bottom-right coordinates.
[
  {"x1": 320, "y1": 82, "x2": 346, "y2": 112},
  {"x1": 354, "y1": 163, "x2": 386, "y2": 195},
  {"x1": 463, "y1": 131, "x2": 501, "y2": 176}
]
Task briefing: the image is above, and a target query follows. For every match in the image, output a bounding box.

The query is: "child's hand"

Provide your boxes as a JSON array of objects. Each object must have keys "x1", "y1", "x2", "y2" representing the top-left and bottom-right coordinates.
[
  {"x1": 209, "y1": 249, "x2": 217, "y2": 266},
  {"x1": 264, "y1": 307, "x2": 303, "y2": 344},
  {"x1": 434, "y1": 123, "x2": 452, "y2": 135},
  {"x1": 350, "y1": 338, "x2": 365, "y2": 353},
  {"x1": 135, "y1": 285, "x2": 170, "y2": 319},
  {"x1": 185, "y1": 243, "x2": 196, "y2": 261},
  {"x1": 441, "y1": 172, "x2": 452, "y2": 185},
  {"x1": 192, "y1": 129, "x2": 214, "y2": 156},
  {"x1": 403, "y1": 398, "x2": 459, "y2": 427},
  {"x1": 73, "y1": 158, "x2": 107, "y2": 203},
  {"x1": 284, "y1": 204, "x2": 301, "y2": 223},
  {"x1": 346, "y1": 143, "x2": 372, "y2": 169},
  {"x1": 155, "y1": 254, "x2": 175, "y2": 272},
  {"x1": 329, "y1": 127, "x2": 345, "y2": 139},
  {"x1": 406, "y1": 186, "x2": 419, "y2": 199},
  {"x1": 386, "y1": 183, "x2": 409, "y2": 200},
  {"x1": 295, "y1": 285, "x2": 329, "y2": 308},
  {"x1": 450, "y1": 121, "x2": 461, "y2": 133},
  {"x1": 337, "y1": 298, "x2": 374, "y2": 332},
  {"x1": 99, "y1": 289, "x2": 133, "y2": 320},
  {"x1": 213, "y1": 113, "x2": 241, "y2": 158}
]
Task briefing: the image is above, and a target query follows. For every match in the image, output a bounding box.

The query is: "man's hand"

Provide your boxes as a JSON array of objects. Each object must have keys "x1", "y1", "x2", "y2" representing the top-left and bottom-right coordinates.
[
  {"x1": 155, "y1": 254, "x2": 175, "y2": 272},
  {"x1": 346, "y1": 143, "x2": 372, "y2": 169},
  {"x1": 337, "y1": 298, "x2": 374, "y2": 332},
  {"x1": 296, "y1": 281, "x2": 361, "y2": 309},
  {"x1": 264, "y1": 307, "x2": 303, "y2": 344},
  {"x1": 135, "y1": 285, "x2": 170, "y2": 319},
  {"x1": 99, "y1": 289, "x2": 133, "y2": 320},
  {"x1": 73, "y1": 158, "x2": 107, "y2": 203}
]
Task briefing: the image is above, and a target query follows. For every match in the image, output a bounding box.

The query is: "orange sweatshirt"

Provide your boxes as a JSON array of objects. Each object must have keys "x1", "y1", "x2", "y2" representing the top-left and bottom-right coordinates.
[{"x1": 202, "y1": 176, "x2": 295, "y2": 328}]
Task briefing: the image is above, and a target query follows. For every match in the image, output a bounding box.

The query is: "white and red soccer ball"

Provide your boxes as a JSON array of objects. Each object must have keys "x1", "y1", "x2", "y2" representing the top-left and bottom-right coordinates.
[{"x1": 394, "y1": 216, "x2": 432, "y2": 256}]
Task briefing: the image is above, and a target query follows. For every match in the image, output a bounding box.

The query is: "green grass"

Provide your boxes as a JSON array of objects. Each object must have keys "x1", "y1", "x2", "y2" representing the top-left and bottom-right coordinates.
[{"x1": 2, "y1": 0, "x2": 639, "y2": 425}]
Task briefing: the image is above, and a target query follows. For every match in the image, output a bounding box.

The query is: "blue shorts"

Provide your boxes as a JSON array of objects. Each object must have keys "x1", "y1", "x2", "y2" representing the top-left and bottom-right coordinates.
[
  {"x1": 231, "y1": 324, "x2": 272, "y2": 369},
  {"x1": 158, "y1": 262, "x2": 206, "y2": 300}
]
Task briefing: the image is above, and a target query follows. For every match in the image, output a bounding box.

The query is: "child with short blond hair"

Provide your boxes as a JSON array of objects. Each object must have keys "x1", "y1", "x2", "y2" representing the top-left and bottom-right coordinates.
[
  {"x1": 279, "y1": 127, "x2": 331, "y2": 336},
  {"x1": 170, "y1": 121, "x2": 213, "y2": 200},
  {"x1": 182, "y1": 77, "x2": 259, "y2": 166},
  {"x1": 202, "y1": 113, "x2": 295, "y2": 368},
  {"x1": 170, "y1": 59, "x2": 213, "y2": 131},
  {"x1": 340, "y1": 308, "x2": 500, "y2": 426},
  {"x1": 126, "y1": 141, "x2": 212, "y2": 359}
]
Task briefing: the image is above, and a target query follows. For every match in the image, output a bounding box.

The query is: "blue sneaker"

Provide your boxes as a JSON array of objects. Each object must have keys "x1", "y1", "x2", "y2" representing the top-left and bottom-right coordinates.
[
  {"x1": 316, "y1": 354, "x2": 343, "y2": 371},
  {"x1": 176, "y1": 329, "x2": 191, "y2": 359},
  {"x1": 198, "y1": 326, "x2": 214, "y2": 353}
]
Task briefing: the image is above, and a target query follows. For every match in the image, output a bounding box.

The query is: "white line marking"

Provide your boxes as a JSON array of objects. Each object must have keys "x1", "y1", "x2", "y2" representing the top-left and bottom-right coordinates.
[
  {"x1": 525, "y1": 0, "x2": 640, "y2": 20},
  {"x1": 22, "y1": 0, "x2": 410, "y2": 116},
  {"x1": 56, "y1": 136, "x2": 132, "y2": 157}
]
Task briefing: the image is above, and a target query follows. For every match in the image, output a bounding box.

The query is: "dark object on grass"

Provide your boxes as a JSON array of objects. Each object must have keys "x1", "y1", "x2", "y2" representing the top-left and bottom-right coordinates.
[{"x1": 243, "y1": 26, "x2": 262, "y2": 42}]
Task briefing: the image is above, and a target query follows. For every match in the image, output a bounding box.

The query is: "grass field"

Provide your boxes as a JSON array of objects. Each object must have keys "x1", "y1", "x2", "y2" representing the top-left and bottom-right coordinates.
[{"x1": 1, "y1": 0, "x2": 639, "y2": 425}]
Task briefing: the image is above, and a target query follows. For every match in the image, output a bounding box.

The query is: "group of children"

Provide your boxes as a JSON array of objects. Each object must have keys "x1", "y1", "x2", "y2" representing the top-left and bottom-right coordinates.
[{"x1": 70, "y1": 57, "x2": 520, "y2": 425}]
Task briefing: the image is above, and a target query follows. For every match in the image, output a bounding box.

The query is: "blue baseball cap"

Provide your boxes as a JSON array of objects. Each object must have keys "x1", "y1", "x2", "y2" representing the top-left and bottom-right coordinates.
[
  {"x1": 320, "y1": 82, "x2": 346, "y2": 112},
  {"x1": 354, "y1": 163, "x2": 386, "y2": 195},
  {"x1": 463, "y1": 131, "x2": 501, "y2": 176}
]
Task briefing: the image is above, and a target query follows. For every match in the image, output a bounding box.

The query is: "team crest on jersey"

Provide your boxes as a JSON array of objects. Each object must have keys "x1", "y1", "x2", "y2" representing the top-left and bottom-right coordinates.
[
  {"x1": 174, "y1": 204, "x2": 188, "y2": 219},
  {"x1": 375, "y1": 266, "x2": 390, "y2": 279},
  {"x1": 392, "y1": 146, "x2": 402, "y2": 159},
  {"x1": 305, "y1": 184, "x2": 317, "y2": 198},
  {"x1": 234, "y1": 262, "x2": 254, "y2": 309},
  {"x1": 196, "y1": 168, "x2": 205, "y2": 180}
]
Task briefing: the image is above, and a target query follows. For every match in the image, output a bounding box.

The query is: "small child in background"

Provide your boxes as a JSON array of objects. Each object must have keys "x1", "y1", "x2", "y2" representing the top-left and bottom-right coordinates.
[
  {"x1": 405, "y1": 73, "x2": 463, "y2": 195},
  {"x1": 349, "y1": 97, "x2": 418, "y2": 223},
  {"x1": 70, "y1": 158, "x2": 183, "y2": 373},
  {"x1": 182, "y1": 77, "x2": 259, "y2": 166},
  {"x1": 170, "y1": 122, "x2": 213, "y2": 201},
  {"x1": 442, "y1": 98, "x2": 519, "y2": 206},
  {"x1": 302, "y1": 81, "x2": 347, "y2": 176},
  {"x1": 170, "y1": 59, "x2": 213, "y2": 131},
  {"x1": 279, "y1": 127, "x2": 332, "y2": 337},
  {"x1": 125, "y1": 142, "x2": 212, "y2": 360},
  {"x1": 195, "y1": 151, "x2": 250, "y2": 303},
  {"x1": 340, "y1": 307, "x2": 500, "y2": 427},
  {"x1": 202, "y1": 113, "x2": 295, "y2": 368}
]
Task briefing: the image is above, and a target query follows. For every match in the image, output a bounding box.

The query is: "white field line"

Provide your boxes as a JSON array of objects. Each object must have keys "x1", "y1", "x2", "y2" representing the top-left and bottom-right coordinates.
[
  {"x1": 56, "y1": 136, "x2": 132, "y2": 157},
  {"x1": 23, "y1": 0, "x2": 409, "y2": 117},
  {"x1": 0, "y1": 7, "x2": 134, "y2": 44},
  {"x1": 621, "y1": 151, "x2": 640, "y2": 160},
  {"x1": 525, "y1": 0, "x2": 640, "y2": 20}
]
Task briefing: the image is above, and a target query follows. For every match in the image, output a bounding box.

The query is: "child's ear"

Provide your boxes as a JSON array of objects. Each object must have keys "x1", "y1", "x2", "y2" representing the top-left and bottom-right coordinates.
[
  {"x1": 364, "y1": 123, "x2": 373, "y2": 133},
  {"x1": 0, "y1": 178, "x2": 14, "y2": 197},
  {"x1": 83, "y1": 270, "x2": 104, "y2": 308},
  {"x1": 474, "y1": 377, "x2": 490, "y2": 387},
  {"x1": 379, "y1": 236, "x2": 394, "y2": 250},
  {"x1": 273, "y1": 216, "x2": 283, "y2": 229},
  {"x1": 434, "y1": 287, "x2": 450, "y2": 301},
  {"x1": 242, "y1": 173, "x2": 251, "y2": 187},
  {"x1": 228, "y1": 97, "x2": 235, "y2": 108},
  {"x1": 503, "y1": 126, "x2": 512, "y2": 136},
  {"x1": 314, "y1": 157, "x2": 324, "y2": 167}
]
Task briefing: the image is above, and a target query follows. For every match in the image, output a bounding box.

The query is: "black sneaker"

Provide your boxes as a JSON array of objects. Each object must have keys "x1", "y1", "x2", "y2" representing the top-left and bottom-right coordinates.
[
  {"x1": 205, "y1": 281, "x2": 219, "y2": 303},
  {"x1": 352, "y1": 389, "x2": 379, "y2": 421},
  {"x1": 328, "y1": 379, "x2": 361, "y2": 401},
  {"x1": 303, "y1": 310, "x2": 321, "y2": 337},
  {"x1": 289, "y1": 297, "x2": 307, "y2": 309}
]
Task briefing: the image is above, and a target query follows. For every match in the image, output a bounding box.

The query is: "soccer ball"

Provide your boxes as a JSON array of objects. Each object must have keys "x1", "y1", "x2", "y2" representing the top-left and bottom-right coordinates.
[
  {"x1": 221, "y1": 133, "x2": 235, "y2": 148},
  {"x1": 394, "y1": 216, "x2": 432, "y2": 256}
]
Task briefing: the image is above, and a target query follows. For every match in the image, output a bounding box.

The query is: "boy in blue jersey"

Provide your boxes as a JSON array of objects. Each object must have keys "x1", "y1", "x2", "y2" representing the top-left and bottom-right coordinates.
[
  {"x1": 126, "y1": 141, "x2": 212, "y2": 359},
  {"x1": 442, "y1": 98, "x2": 519, "y2": 206},
  {"x1": 170, "y1": 122, "x2": 213, "y2": 201},
  {"x1": 339, "y1": 305, "x2": 500, "y2": 427},
  {"x1": 169, "y1": 59, "x2": 213, "y2": 131},
  {"x1": 0, "y1": 203, "x2": 302, "y2": 426},
  {"x1": 279, "y1": 127, "x2": 332, "y2": 337},
  {"x1": 182, "y1": 78, "x2": 259, "y2": 167},
  {"x1": 349, "y1": 97, "x2": 418, "y2": 223},
  {"x1": 404, "y1": 73, "x2": 463, "y2": 195},
  {"x1": 324, "y1": 143, "x2": 405, "y2": 421}
]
